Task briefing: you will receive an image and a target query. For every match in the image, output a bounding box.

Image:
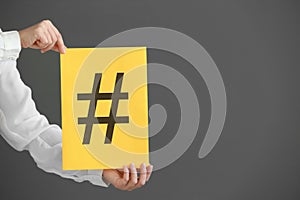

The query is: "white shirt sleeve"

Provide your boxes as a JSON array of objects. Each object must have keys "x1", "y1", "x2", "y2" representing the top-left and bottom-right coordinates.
[
  {"x1": 0, "y1": 29, "x2": 21, "y2": 61},
  {"x1": 0, "y1": 29, "x2": 109, "y2": 187}
]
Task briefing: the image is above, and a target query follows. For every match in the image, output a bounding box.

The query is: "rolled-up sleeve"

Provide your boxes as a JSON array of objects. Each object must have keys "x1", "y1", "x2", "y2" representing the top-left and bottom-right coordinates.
[{"x1": 0, "y1": 29, "x2": 109, "y2": 187}]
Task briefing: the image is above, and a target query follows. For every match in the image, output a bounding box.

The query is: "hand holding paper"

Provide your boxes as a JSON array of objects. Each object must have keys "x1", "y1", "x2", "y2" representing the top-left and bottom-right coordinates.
[
  {"x1": 19, "y1": 20, "x2": 66, "y2": 53},
  {"x1": 103, "y1": 163, "x2": 153, "y2": 191}
]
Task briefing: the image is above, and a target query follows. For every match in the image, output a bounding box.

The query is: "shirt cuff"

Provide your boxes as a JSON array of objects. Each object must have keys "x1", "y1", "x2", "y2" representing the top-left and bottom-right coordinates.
[
  {"x1": 87, "y1": 170, "x2": 111, "y2": 187},
  {"x1": 0, "y1": 30, "x2": 21, "y2": 60},
  {"x1": 73, "y1": 170, "x2": 110, "y2": 187}
]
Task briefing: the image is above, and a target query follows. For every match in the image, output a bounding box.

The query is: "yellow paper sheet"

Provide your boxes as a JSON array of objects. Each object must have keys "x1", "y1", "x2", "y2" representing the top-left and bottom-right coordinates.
[{"x1": 60, "y1": 47, "x2": 149, "y2": 170}]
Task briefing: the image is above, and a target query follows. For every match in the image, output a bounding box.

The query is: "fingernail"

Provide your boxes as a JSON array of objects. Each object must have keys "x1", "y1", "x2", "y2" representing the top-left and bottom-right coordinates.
[
  {"x1": 130, "y1": 163, "x2": 135, "y2": 168},
  {"x1": 142, "y1": 163, "x2": 146, "y2": 169}
]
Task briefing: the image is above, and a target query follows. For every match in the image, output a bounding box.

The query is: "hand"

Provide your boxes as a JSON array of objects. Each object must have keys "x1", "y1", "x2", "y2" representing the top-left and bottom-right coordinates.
[
  {"x1": 18, "y1": 20, "x2": 66, "y2": 54},
  {"x1": 102, "y1": 163, "x2": 153, "y2": 191}
]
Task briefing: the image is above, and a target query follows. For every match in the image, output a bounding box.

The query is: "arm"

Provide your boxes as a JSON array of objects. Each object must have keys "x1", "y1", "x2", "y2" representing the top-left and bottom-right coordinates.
[{"x1": 0, "y1": 26, "x2": 109, "y2": 187}]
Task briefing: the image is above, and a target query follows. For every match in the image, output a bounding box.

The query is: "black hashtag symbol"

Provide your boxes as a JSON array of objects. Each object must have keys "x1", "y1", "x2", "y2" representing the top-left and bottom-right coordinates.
[{"x1": 77, "y1": 73, "x2": 129, "y2": 144}]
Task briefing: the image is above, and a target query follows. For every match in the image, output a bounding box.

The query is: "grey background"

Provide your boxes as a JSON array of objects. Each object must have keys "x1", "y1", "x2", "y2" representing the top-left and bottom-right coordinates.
[{"x1": 1, "y1": 0, "x2": 300, "y2": 199}]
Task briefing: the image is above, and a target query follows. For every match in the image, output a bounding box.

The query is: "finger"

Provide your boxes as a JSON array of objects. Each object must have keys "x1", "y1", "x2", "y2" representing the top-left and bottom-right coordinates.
[
  {"x1": 146, "y1": 164, "x2": 153, "y2": 182},
  {"x1": 41, "y1": 40, "x2": 55, "y2": 53},
  {"x1": 51, "y1": 25, "x2": 66, "y2": 54},
  {"x1": 37, "y1": 41, "x2": 48, "y2": 50},
  {"x1": 40, "y1": 30, "x2": 54, "y2": 53},
  {"x1": 56, "y1": 33, "x2": 66, "y2": 53},
  {"x1": 36, "y1": 34, "x2": 48, "y2": 49},
  {"x1": 125, "y1": 163, "x2": 138, "y2": 190},
  {"x1": 56, "y1": 36, "x2": 66, "y2": 54},
  {"x1": 37, "y1": 31, "x2": 52, "y2": 52},
  {"x1": 52, "y1": 36, "x2": 66, "y2": 53},
  {"x1": 136, "y1": 163, "x2": 147, "y2": 188},
  {"x1": 41, "y1": 27, "x2": 57, "y2": 53},
  {"x1": 123, "y1": 165, "x2": 130, "y2": 182}
]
